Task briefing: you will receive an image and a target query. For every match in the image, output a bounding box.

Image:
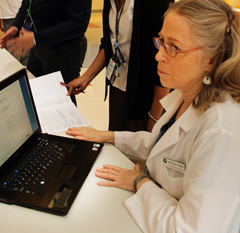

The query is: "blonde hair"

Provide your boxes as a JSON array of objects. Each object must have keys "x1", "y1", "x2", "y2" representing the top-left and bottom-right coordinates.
[{"x1": 165, "y1": 0, "x2": 240, "y2": 111}]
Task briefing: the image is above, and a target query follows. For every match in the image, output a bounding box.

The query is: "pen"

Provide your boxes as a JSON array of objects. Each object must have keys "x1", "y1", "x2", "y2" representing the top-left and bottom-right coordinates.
[
  {"x1": 60, "y1": 82, "x2": 70, "y2": 88},
  {"x1": 113, "y1": 37, "x2": 126, "y2": 67}
]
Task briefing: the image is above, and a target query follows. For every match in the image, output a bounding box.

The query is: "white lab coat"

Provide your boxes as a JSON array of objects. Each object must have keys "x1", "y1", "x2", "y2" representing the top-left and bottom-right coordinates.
[
  {"x1": 115, "y1": 90, "x2": 240, "y2": 233},
  {"x1": 0, "y1": 0, "x2": 21, "y2": 19}
]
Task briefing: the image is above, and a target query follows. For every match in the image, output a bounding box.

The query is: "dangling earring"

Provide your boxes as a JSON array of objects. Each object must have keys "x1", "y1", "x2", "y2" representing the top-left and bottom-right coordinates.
[{"x1": 203, "y1": 76, "x2": 211, "y2": 85}]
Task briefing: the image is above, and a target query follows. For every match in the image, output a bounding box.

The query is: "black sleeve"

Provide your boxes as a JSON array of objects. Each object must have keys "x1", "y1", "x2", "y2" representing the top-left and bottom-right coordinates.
[
  {"x1": 34, "y1": 0, "x2": 92, "y2": 45},
  {"x1": 11, "y1": 0, "x2": 29, "y2": 31}
]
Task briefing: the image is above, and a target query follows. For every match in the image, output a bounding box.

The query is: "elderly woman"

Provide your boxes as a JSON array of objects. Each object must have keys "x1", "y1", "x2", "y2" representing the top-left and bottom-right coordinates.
[{"x1": 67, "y1": 0, "x2": 240, "y2": 232}]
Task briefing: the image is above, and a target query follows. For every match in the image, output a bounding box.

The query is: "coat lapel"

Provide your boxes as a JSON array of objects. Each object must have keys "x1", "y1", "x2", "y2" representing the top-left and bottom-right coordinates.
[{"x1": 148, "y1": 91, "x2": 202, "y2": 161}]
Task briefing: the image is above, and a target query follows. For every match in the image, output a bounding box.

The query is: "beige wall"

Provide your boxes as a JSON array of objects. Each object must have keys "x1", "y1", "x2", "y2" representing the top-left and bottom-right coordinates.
[{"x1": 92, "y1": 0, "x2": 103, "y2": 11}]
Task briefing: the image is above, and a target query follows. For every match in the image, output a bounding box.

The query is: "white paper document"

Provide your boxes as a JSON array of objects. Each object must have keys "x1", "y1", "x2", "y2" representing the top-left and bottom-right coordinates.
[{"x1": 29, "y1": 71, "x2": 90, "y2": 133}]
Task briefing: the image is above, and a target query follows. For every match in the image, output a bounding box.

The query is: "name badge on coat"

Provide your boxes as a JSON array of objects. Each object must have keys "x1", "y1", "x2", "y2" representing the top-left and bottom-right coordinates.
[{"x1": 162, "y1": 157, "x2": 186, "y2": 173}]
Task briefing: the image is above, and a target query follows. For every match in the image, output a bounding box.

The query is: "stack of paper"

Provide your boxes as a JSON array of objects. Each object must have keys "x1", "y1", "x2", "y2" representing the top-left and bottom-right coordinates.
[{"x1": 29, "y1": 71, "x2": 90, "y2": 134}]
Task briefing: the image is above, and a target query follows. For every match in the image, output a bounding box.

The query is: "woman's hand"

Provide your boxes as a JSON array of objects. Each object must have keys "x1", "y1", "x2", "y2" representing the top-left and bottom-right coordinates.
[
  {"x1": 6, "y1": 27, "x2": 35, "y2": 57},
  {"x1": 67, "y1": 128, "x2": 151, "y2": 191},
  {"x1": 95, "y1": 164, "x2": 143, "y2": 191},
  {"x1": 66, "y1": 127, "x2": 115, "y2": 144},
  {"x1": 67, "y1": 76, "x2": 89, "y2": 95},
  {"x1": 0, "y1": 26, "x2": 18, "y2": 49},
  {"x1": 67, "y1": 48, "x2": 106, "y2": 96}
]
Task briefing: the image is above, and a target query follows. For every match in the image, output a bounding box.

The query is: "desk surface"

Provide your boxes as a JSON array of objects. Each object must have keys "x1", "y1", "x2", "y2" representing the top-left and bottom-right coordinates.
[
  {"x1": 0, "y1": 49, "x2": 142, "y2": 233},
  {"x1": 0, "y1": 144, "x2": 141, "y2": 233},
  {"x1": 0, "y1": 49, "x2": 24, "y2": 81}
]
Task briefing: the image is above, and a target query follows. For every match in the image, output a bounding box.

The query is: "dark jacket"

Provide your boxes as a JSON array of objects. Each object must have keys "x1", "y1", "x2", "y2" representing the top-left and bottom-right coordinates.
[
  {"x1": 12, "y1": 0, "x2": 91, "y2": 46},
  {"x1": 101, "y1": 0, "x2": 173, "y2": 120}
]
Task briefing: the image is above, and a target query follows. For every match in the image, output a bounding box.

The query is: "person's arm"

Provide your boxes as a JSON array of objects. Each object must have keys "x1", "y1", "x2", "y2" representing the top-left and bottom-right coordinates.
[
  {"x1": 34, "y1": 0, "x2": 91, "y2": 46},
  {"x1": 0, "y1": 26, "x2": 18, "y2": 49},
  {"x1": 67, "y1": 48, "x2": 106, "y2": 95},
  {"x1": 66, "y1": 126, "x2": 152, "y2": 160},
  {"x1": 95, "y1": 164, "x2": 152, "y2": 192},
  {"x1": 5, "y1": 27, "x2": 35, "y2": 57},
  {"x1": 147, "y1": 85, "x2": 170, "y2": 132},
  {"x1": 145, "y1": 0, "x2": 173, "y2": 132},
  {"x1": 124, "y1": 129, "x2": 240, "y2": 233},
  {"x1": 11, "y1": 0, "x2": 29, "y2": 30},
  {"x1": 0, "y1": 0, "x2": 28, "y2": 49},
  {"x1": 66, "y1": 126, "x2": 114, "y2": 144}
]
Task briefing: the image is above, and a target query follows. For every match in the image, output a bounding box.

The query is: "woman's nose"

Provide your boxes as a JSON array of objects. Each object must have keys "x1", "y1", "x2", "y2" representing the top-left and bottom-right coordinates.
[{"x1": 155, "y1": 46, "x2": 167, "y2": 63}]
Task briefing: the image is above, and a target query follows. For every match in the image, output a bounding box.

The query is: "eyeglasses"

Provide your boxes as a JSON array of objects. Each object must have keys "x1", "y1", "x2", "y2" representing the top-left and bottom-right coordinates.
[{"x1": 153, "y1": 37, "x2": 202, "y2": 58}]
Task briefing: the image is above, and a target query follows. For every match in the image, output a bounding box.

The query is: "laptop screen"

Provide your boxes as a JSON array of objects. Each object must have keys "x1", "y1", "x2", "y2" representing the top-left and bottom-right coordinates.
[{"x1": 0, "y1": 73, "x2": 39, "y2": 167}]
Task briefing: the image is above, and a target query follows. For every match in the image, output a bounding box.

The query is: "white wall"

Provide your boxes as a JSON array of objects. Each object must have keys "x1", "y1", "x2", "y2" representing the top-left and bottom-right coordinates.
[{"x1": 92, "y1": 0, "x2": 103, "y2": 11}]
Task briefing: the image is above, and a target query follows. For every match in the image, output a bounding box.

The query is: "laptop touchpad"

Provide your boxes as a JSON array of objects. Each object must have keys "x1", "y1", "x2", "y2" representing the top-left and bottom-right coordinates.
[{"x1": 58, "y1": 165, "x2": 76, "y2": 179}]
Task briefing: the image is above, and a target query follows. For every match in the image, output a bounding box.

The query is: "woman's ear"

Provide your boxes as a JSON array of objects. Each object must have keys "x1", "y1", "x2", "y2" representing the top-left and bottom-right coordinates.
[{"x1": 205, "y1": 55, "x2": 215, "y2": 72}]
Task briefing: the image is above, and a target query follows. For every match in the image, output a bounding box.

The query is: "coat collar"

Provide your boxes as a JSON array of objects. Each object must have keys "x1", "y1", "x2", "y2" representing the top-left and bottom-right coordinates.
[{"x1": 148, "y1": 90, "x2": 202, "y2": 160}]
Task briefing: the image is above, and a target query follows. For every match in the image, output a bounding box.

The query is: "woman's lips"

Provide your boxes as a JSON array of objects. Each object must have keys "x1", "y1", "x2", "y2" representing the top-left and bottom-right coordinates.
[{"x1": 157, "y1": 69, "x2": 167, "y2": 75}]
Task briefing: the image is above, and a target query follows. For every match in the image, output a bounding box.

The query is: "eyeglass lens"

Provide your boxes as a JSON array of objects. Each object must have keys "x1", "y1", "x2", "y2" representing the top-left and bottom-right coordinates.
[
  {"x1": 154, "y1": 37, "x2": 176, "y2": 57},
  {"x1": 154, "y1": 38, "x2": 161, "y2": 49}
]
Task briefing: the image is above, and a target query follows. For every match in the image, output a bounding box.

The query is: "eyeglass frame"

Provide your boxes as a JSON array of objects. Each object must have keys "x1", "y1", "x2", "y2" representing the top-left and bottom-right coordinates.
[{"x1": 153, "y1": 37, "x2": 202, "y2": 58}]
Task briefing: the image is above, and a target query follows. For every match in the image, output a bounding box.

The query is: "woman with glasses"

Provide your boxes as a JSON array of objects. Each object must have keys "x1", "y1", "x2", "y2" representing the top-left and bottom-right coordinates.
[
  {"x1": 67, "y1": 0, "x2": 172, "y2": 132},
  {"x1": 67, "y1": 0, "x2": 240, "y2": 232}
]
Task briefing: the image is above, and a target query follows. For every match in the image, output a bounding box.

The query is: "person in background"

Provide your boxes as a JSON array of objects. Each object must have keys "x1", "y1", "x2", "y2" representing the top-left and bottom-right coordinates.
[
  {"x1": 66, "y1": 0, "x2": 240, "y2": 232},
  {"x1": 0, "y1": 0, "x2": 29, "y2": 65},
  {"x1": 67, "y1": 0, "x2": 172, "y2": 132},
  {"x1": 0, "y1": 0, "x2": 90, "y2": 105}
]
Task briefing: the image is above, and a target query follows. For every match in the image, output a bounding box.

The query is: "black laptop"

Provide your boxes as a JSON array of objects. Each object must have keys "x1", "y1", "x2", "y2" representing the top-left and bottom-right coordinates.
[{"x1": 0, "y1": 69, "x2": 103, "y2": 216}]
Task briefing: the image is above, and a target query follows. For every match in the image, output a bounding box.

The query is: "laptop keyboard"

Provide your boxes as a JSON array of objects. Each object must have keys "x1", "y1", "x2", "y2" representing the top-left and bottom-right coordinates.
[{"x1": 0, "y1": 138, "x2": 75, "y2": 195}]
